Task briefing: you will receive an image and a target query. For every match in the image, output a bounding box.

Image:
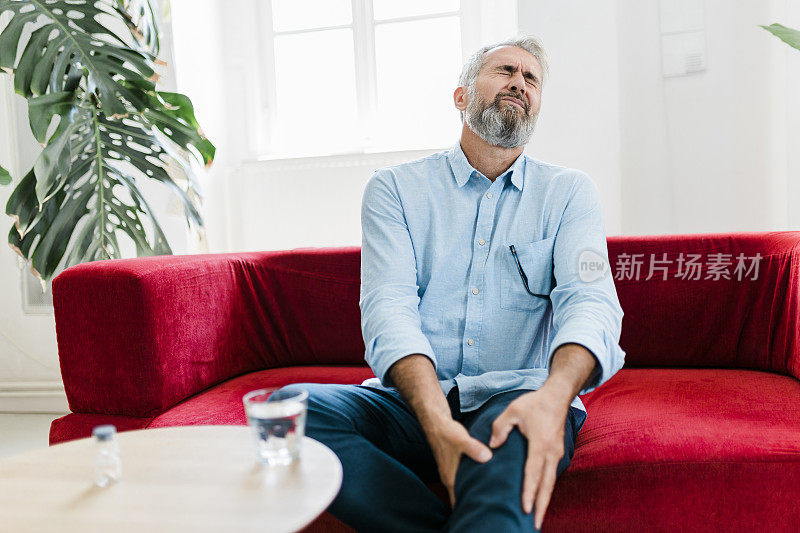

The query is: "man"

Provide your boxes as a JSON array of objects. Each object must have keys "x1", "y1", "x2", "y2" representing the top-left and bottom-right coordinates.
[{"x1": 280, "y1": 35, "x2": 625, "y2": 532}]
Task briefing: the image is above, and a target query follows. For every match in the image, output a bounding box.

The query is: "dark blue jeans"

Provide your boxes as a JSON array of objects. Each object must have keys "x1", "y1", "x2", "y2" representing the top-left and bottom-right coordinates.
[{"x1": 279, "y1": 383, "x2": 587, "y2": 532}]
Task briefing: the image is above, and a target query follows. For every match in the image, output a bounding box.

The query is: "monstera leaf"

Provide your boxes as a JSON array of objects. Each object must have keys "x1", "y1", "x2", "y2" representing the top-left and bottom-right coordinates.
[
  {"x1": 0, "y1": 0, "x2": 159, "y2": 116},
  {"x1": 760, "y1": 23, "x2": 800, "y2": 51},
  {"x1": 0, "y1": 0, "x2": 214, "y2": 282},
  {"x1": 112, "y1": 0, "x2": 160, "y2": 55},
  {"x1": 8, "y1": 104, "x2": 172, "y2": 278},
  {"x1": 7, "y1": 88, "x2": 208, "y2": 279},
  {"x1": 0, "y1": 163, "x2": 10, "y2": 185}
]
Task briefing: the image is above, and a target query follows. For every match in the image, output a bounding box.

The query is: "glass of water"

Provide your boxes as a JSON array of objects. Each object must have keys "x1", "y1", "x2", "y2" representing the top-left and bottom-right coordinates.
[{"x1": 243, "y1": 388, "x2": 308, "y2": 466}]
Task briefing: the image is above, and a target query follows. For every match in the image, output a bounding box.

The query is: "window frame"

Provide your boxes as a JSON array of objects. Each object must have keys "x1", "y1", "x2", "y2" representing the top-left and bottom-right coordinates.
[{"x1": 252, "y1": 0, "x2": 517, "y2": 159}]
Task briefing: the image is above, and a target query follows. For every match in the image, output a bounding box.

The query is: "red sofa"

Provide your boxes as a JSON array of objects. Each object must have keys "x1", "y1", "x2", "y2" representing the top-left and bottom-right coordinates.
[{"x1": 50, "y1": 231, "x2": 800, "y2": 531}]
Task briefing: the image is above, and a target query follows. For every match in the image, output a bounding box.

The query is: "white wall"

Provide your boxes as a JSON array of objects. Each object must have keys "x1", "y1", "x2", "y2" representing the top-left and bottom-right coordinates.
[
  {"x1": 518, "y1": 0, "x2": 624, "y2": 236},
  {"x1": 616, "y1": 0, "x2": 799, "y2": 235},
  {"x1": 168, "y1": 0, "x2": 259, "y2": 253},
  {"x1": 232, "y1": 149, "x2": 443, "y2": 252},
  {"x1": 779, "y1": 0, "x2": 800, "y2": 229},
  {"x1": 0, "y1": 74, "x2": 66, "y2": 411},
  {"x1": 519, "y1": 0, "x2": 800, "y2": 237}
]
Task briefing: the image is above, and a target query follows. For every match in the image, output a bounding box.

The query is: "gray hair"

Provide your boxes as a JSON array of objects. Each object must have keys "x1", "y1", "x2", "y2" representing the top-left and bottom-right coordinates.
[{"x1": 457, "y1": 35, "x2": 550, "y2": 91}]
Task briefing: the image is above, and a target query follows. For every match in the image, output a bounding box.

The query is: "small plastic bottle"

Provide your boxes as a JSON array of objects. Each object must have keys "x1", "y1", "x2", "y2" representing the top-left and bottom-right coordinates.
[{"x1": 92, "y1": 425, "x2": 122, "y2": 487}]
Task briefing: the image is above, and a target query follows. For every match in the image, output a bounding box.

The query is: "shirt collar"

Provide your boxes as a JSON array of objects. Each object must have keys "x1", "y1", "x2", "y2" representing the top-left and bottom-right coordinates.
[{"x1": 447, "y1": 142, "x2": 525, "y2": 191}]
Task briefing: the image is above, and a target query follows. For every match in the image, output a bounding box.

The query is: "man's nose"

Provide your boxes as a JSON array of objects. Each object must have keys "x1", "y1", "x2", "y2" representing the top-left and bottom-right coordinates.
[{"x1": 507, "y1": 70, "x2": 526, "y2": 94}]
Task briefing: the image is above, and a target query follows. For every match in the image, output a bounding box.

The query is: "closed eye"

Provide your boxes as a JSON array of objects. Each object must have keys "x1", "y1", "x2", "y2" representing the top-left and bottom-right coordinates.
[{"x1": 495, "y1": 65, "x2": 539, "y2": 86}]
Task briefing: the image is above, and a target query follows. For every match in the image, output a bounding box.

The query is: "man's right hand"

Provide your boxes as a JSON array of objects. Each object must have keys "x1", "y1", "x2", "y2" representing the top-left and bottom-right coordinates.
[
  {"x1": 386, "y1": 354, "x2": 493, "y2": 507},
  {"x1": 427, "y1": 419, "x2": 493, "y2": 507}
]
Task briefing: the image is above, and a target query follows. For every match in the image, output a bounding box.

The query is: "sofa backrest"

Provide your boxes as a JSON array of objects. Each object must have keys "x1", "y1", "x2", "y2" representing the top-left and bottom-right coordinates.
[
  {"x1": 607, "y1": 232, "x2": 800, "y2": 379},
  {"x1": 53, "y1": 232, "x2": 800, "y2": 417},
  {"x1": 264, "y1": 232, "x2": 800, "y2": 379}
]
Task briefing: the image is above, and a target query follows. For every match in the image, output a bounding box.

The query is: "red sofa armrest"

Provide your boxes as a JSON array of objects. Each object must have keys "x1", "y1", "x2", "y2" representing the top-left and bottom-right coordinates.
[
  {"x1": 53, "y1": 247, "x2": 364, "y2": 417},
  {"x1": 609, "y1": 231, "x2": 800, "y2": 380}
]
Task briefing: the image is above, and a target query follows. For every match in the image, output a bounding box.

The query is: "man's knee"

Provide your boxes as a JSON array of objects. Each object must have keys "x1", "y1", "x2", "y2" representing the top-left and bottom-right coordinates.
[
  {"x1": 461, "y1": 425, "x2": 527, "y2": 474},
  {"x1": 455, "y1": 419, "x2": 575, "y2": 499}
]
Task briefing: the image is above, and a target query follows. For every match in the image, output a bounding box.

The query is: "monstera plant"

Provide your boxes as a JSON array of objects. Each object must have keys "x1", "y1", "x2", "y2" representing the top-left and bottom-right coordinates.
[{"x1": 0, "y1": 0, "x2": 214, "y2": 283}]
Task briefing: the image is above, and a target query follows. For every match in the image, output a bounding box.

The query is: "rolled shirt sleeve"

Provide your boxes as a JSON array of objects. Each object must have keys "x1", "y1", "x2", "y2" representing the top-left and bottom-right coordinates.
[
  {"x1": 359, "y1": 169, "x2": 438, "y2": 387},
  {"x1": 546, "y1": 171, "x2": 626, "y2": 395}
]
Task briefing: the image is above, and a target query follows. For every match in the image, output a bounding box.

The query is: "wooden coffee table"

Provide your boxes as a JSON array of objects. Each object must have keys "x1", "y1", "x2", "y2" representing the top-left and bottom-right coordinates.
[{"x1": 0, "y1": 425, "x2": 342, "y2": 532}]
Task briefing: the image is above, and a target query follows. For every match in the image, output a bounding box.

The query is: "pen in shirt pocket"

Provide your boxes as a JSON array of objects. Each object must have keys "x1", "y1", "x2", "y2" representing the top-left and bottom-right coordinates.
[{"x1": 509, "y1": 245, "x2": 550, "y2": 300}]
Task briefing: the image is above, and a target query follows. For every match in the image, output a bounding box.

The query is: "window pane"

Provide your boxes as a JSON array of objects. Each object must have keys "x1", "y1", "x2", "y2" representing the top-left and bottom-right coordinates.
[
  {"x1": 272, "y1": 0, "x2": 351, "y2": 32},
  {"x1": 273, "y1": 29, "x2": 358, "y2": 155},
  {"x1": 373, "y1": 0, "x2": 459, "y2": 21},
  {"x1": 373, "y1": 17, "x2": 462, "y2": 150}
]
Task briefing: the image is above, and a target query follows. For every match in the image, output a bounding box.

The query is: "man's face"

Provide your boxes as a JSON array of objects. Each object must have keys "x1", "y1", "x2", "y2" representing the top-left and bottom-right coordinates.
[{"x1": 459, "y1": 45, "x2": 543, "y2": 148}]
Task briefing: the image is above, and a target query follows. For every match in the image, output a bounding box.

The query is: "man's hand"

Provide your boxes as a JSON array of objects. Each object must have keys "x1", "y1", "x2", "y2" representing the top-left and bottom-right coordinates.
[
  {"x1": 428, "y1": 419, "x2": 493, "y2": 508},
  {"x1": 488, "y1": 388, "x2": 570, "y2": 530},
  {"x1": 386, "y1": 354, "x2": 493, "y2": 507}
]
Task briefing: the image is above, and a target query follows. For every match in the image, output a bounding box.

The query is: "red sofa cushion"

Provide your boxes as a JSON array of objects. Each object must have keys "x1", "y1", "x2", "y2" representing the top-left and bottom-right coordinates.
[
  {"x1": 143, "y1": 365, "x2": 800, "y2": 531},
  {"x1": 549, "y1": 367, "x2": 800, "y2": 531},
  {"x1": 49, "y1": 364, "x2": 800, "y2": 531},
  {"x1": 49, "y1": 365, "x2": 800, "y2": 531},
  {"x1": 49, "y1": 366, "x2": 376, "y2": 445},
  {"x1": 148, "y1": 366, "x2": 375, "y2": 428},
  {"x1": 50, "y1": 413, "x2": 153, "y2": 445}
]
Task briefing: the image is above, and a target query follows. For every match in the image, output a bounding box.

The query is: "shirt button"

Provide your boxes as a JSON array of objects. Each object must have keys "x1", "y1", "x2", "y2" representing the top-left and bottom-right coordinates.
[
  {"x1": 486, "y1": 192, "x2": 493, "y2": 199},
  {"x1": 467, "y1": 339, "x2": 475, "y2": 346},
  {"x1": 472, "y1": 288, "x2": 479, "y2": 295},
  {"x1": 478, "y1": 239, "x2": 485, "y2": 245}
]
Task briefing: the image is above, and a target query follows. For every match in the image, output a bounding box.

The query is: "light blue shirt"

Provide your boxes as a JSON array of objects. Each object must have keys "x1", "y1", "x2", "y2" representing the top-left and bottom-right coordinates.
[{"x1": 359, "y1": 142, "x2": 625, "y2": 415}]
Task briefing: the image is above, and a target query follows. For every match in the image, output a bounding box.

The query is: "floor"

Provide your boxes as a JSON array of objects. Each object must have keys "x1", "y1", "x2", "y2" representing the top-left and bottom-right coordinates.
[{"x1": 0, "y1": 413, "x2": 63, "y2": 460}]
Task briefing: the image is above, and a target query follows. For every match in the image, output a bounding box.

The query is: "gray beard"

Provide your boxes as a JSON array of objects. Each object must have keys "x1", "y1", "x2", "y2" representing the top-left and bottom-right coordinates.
[{"x1": 464, "y1": 84, "x2": 538, "y2": 148}]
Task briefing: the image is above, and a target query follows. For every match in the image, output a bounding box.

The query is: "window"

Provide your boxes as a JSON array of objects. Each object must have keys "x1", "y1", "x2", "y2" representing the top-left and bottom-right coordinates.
[{"x1": 254, "y1": 0, "x2": 515, "y2": 158}]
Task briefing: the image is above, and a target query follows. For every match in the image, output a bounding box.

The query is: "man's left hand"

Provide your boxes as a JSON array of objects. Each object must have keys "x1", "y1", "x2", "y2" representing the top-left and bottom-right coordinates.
[{"x1": 488, "y1": 388, "x2": 570, "y2": 530}]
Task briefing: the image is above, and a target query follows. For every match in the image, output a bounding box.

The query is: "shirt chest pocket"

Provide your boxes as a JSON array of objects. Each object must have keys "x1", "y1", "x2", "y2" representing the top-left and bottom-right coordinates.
[{"x1": 500, "y1": 236, "x2": 556, "y2": 312}]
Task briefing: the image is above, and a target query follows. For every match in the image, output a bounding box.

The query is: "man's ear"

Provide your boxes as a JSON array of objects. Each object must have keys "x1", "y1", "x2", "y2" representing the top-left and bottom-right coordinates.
[{"x1": 453, "y1": 86, "x2": 468, "y2": 113}]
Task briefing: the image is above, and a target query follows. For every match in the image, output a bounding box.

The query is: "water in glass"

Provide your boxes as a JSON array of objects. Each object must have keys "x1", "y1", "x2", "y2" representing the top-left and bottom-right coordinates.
[{"x1": 244, "y1": 389, "x2": 308, "y2": 466}]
